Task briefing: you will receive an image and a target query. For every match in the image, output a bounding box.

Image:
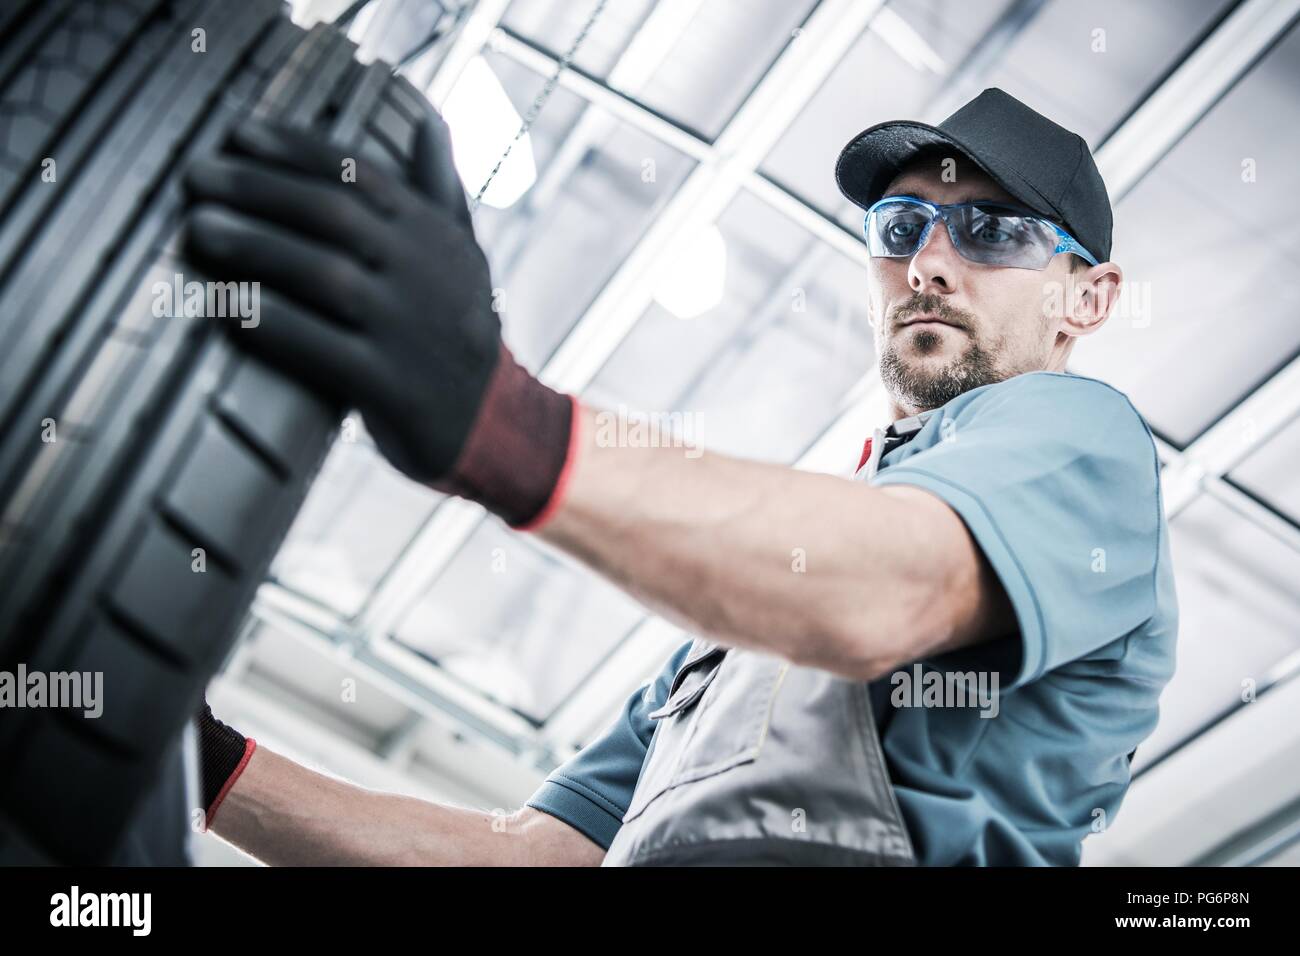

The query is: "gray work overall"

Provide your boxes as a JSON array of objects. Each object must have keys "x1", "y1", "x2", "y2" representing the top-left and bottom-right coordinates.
[{"x1": 602, "y1": 414, "x2": 933, "y2": 866}]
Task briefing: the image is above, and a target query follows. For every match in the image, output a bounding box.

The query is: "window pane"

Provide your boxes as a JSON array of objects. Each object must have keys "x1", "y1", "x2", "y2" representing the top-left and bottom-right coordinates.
[
  {"x1": 761, "y1": 0, "x2": 1017, "y2": 223},
  {"x1": 965, "y1": 0, "x2": 1233, "y2": 147},
  {"x1": 1136, "y1": 493, "x2": 1300, "y2": 766},
  {"x1": 1071, "y1": 22, "x2": 1300, "y2": 445},
  {"x1": 391, "y1": 518, "x2": 647, "y2": 722},
  {"x1": 761, "y1": 0, "x2": 1233, "y2": 230},
  {"x1": 501, "y1": 0, "x2": 818, "y2": 138},
  {"x1": 271, "y1": 427, "x2": 440, "y2": 619},
  {"x1": 470, "y1": 50, "x2": 696, "y2": 370},
  {"x1": 501, "y1": 0, "x2": 657, "y2": 78},
  {"x1": 583, "y1": 188, "x2": 877, "y2": 464},
  {"x1": 1230, "y1": 414, "x2": 1300, "y2": 527}
]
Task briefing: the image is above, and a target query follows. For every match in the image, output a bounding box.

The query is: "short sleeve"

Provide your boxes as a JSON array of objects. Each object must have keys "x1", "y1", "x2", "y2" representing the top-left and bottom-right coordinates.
[
  {"x1": 525, "y1": 640, "x2": 692, "y2": 849},
  {"x1": 869, "y1": 372, "x2": 1162, "y2": 690}
]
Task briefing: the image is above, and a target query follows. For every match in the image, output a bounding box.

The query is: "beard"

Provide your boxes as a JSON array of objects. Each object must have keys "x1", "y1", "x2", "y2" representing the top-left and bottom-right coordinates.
[{"x1": 877, "y1": 300, "x2": 1004, "y2": 411}]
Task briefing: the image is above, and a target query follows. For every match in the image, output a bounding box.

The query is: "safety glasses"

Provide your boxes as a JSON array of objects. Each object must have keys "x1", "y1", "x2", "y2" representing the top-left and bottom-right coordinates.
[{"x1": 863, "y1": 195, "x2": 1098, "y2": 271}]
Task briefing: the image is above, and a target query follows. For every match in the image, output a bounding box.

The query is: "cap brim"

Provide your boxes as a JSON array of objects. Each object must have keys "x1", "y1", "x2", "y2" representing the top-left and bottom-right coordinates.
[{"x1": 834, "y1": 120, "x2": 1058, "y2": 220}]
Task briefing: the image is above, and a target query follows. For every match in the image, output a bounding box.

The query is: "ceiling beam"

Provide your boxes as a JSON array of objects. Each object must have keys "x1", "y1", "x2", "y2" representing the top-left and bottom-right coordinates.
[
  {"x1": 423, "y1": 0, "x2": 513, "y2": 107},
  {"x1": 240, "y1": 0, "x2": 1300, "y2": 779},
  {"x1": 356, "y1": 0, "x2": 884, "y2": 645},
  {"x1": 1161, "y1": 354, "x2": 1300, "y2": 516},
  {"x1": 1095, "y1": 0, "x2": 1300, "y2": 199}
]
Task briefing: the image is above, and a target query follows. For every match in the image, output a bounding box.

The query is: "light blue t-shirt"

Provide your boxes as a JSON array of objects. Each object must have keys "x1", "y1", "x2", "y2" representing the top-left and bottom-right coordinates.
[{"x1": 527, "y1": 371, "x2": 1178, "y2": 865}]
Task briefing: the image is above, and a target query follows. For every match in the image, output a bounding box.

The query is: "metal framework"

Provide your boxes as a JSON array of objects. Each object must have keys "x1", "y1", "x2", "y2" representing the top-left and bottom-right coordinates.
[{"x1": 244, "y1": 0, "x2": 1300, "y2": 851}]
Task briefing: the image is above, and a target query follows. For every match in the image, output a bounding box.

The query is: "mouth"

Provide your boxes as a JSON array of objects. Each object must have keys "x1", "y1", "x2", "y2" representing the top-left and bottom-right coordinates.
[{"x1": 897, "y1": 314, "x2": 963, "y2": 332}]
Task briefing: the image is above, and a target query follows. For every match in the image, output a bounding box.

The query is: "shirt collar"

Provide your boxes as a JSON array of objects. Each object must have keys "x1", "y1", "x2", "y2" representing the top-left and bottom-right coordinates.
[{"x1": 856, "y1": 410, "x2": 934, "y2": 479}]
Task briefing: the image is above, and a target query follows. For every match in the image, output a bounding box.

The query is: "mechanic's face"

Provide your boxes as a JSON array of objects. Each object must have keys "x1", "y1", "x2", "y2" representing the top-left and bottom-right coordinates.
[{"x1": 866, "y1": 156, "x2": 1118, "y2": 418}]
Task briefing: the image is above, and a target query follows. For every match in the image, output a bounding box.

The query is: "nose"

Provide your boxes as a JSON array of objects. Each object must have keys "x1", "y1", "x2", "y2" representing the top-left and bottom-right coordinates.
[{"x1": 907, "y1": 216, "x2": 962, "y2": 295}]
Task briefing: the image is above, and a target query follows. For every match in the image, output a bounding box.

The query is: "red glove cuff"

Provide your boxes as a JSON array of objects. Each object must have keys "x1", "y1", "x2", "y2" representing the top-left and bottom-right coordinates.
[
  {"x1": 433, "y1": 342, "x2": 582, "y2": 531},
  {"x1": 205, "y1": 738, "x2": 257, "y2": 828}
]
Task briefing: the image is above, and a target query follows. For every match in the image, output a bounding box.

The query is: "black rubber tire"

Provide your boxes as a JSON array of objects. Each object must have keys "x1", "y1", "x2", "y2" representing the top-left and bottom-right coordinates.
[{"x1": 0, "y1": 0, "x2": 433, "y2": 863}]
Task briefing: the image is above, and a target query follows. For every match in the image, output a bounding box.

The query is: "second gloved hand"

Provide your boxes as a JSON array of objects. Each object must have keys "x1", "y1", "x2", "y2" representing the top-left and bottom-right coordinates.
[
  {"x1": 196, "y1": 698, "x2": 255, "y2": 830},
  {"x1": 180, "y1": 114, "x2": 578, "y2": 529}
]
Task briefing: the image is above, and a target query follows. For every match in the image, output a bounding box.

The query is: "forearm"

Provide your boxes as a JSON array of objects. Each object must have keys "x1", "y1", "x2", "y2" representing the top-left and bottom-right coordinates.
[
  {"x1": 537, "y1": 404, "x2": 953, "y2": 677},
  {"x1": 208, "y1": 745, "x2": 593, "y2": 866}
]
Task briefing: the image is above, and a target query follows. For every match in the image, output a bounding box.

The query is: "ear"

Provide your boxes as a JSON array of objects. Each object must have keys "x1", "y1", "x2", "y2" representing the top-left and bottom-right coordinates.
[{"x1": 1072, "y1": 260, "x2": 1123, "y2": 331}]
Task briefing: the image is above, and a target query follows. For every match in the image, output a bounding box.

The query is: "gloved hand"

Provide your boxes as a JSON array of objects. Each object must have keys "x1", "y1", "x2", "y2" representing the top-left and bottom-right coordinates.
[
  {"x1": 180, "y1": 113, "x2": 580, "y2": 529},
  {"x1": 196, "y1": 698, "x2": 256, "y2": 829}
]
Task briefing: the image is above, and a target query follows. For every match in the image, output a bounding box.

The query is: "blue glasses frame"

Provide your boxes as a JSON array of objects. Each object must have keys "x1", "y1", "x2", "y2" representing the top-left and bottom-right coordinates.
[{"x1": 863, "y1": 195, "x2": 1099, "y2": 269}]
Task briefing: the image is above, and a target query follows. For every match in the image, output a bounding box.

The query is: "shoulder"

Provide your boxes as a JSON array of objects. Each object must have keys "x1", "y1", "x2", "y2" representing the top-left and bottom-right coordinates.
[
  {"x1": 946, "y1": 371, "x2": 1155, "y2": 448},
  {"x1": 957, "y1": 369, "x2": 1138, "y2": 410},
  {"x1": 1007, "y1": 370, "x2": 1142, "y2": 409},
  {"x1": 895, "y1": 371, "x2": 1164, "y2": 522}
]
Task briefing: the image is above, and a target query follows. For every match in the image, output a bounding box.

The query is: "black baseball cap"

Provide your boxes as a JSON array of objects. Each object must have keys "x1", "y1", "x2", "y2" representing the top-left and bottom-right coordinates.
[{"x1": 834, "y1": 87, "x2": 1113, "y2": 263}]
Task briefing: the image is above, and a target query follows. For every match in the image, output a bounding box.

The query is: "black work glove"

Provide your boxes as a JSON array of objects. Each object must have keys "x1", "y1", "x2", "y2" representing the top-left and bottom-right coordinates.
[
  {"x1": 180, "y1": 113, "x2": 578, "y2": 529},
  {"x1": 196, "y1": 699, "x2": 255, "y2": 829}
]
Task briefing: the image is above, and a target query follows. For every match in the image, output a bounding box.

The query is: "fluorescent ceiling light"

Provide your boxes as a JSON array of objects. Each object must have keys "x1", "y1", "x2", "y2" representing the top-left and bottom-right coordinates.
[
  {"x1": 440, "y1": 56, "x2": 537, "y2": 209},
  {"x1": 652, "y1": 224, "x2": 727, "y2": 319}
]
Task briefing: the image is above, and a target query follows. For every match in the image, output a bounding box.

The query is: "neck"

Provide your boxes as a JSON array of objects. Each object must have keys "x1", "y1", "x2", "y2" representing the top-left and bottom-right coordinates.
[{"x1": 888, "y1": 398, "x2": 930, "y2": 423}]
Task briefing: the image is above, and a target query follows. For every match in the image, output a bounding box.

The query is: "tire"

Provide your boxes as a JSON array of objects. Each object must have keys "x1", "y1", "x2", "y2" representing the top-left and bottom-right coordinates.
[{"x1": 0, "y1": 0, "x2": 433, "y2": 863}]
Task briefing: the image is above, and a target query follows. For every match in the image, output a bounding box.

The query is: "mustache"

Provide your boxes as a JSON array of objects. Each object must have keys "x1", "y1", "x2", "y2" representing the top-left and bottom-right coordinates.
[{"x1": 889, "y1": 294, "x2": 973, "y2": 331}]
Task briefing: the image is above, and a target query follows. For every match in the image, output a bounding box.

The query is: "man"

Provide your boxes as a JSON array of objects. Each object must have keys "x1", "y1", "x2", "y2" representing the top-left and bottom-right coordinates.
[{"x1": 183, "y1": 87, "x2": 1177, "y2": 866}]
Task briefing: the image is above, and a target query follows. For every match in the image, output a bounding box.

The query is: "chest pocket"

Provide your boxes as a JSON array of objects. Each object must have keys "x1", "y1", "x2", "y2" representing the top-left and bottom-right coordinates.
[
  {"x1": 624, "y1": 638, "x2": 787, "y2": 822},
  {"x1": 647, "y1": 640, "x2": 727, "y2": 719}
]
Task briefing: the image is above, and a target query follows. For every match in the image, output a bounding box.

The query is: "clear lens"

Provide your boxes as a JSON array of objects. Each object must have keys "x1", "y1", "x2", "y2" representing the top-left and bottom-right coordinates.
[
  {"x1": 866, "y1": 198, "x2": 1064, "y2": 270},
  {"x1": 867, "y1": 201, "x2": 934, "y2": 258},
  {"x1": 949, "y1": 204, "x2": 1059, "y2": 268}
]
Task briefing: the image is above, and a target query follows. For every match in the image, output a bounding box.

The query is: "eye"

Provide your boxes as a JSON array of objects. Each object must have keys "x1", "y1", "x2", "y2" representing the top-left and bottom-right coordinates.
[
  {"x1": 887, "y1": 220, "x2": 923, "y2": 242},
  {"x1": 971, "y1": 215, "x2": 1015, "y2": 243}
]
